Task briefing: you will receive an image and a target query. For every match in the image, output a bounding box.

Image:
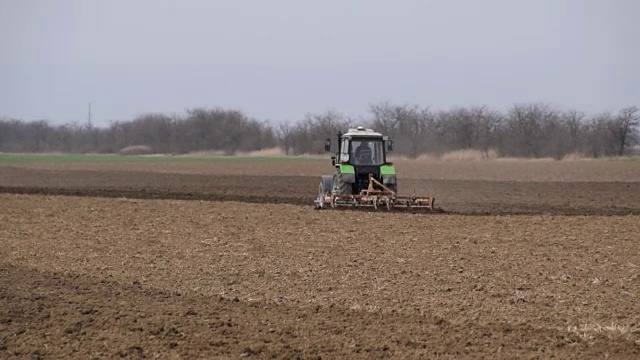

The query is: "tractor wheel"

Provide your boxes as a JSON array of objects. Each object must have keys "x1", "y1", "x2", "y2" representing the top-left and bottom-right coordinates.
[
  {"x1": 315, "y1": 175, "x2": 333, "y2": 209},
  {"x1": 333, "y1": 170, "x2": 353, "y2": 195}
]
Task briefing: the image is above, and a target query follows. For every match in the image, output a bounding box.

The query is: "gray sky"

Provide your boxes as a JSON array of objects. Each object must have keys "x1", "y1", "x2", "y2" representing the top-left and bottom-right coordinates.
[{"x1": 1, "y1": 0, "x2": 638, "y2": 126}]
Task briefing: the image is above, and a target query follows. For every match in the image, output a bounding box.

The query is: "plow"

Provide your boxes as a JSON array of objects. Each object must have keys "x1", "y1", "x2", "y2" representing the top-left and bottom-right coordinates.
[{"x1": 314, "y1": 127, "x2": 437, "y2": 211}]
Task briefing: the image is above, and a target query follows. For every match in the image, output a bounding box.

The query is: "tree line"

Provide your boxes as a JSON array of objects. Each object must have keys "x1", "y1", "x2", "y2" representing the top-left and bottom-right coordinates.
[
  {"x1": 1, "y1": 103, "x2": 638, "y2": 159},
  {"x1": 0, "y1": 108, "x2": 276, "y2": 155}
]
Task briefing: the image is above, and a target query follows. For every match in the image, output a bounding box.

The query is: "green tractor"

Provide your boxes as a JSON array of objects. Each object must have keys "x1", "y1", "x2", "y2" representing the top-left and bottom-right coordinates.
[{"x1": 314, "y1": 126, "x2": 435, "y2": 210}]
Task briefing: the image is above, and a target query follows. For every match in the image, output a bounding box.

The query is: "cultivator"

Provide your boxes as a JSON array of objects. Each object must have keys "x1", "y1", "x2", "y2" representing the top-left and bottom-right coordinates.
[{"x1": 315, "y1": 174, "x2": 436, "y2": 211}]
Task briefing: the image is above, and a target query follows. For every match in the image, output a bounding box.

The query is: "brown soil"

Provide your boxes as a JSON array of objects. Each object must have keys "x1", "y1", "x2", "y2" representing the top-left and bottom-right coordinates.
[
  {"x1": 1, "y1": 165, "x2": 639, "y2": 215},
  {"x1": 10, "y1": 157, "x2": 640, "y2": 182},
  {"x1": 2, "y1": 159, "x2": 640, "y2": 358},
  {"x1": 2, "y1": 195, "x2": 639, "y2": 359}
]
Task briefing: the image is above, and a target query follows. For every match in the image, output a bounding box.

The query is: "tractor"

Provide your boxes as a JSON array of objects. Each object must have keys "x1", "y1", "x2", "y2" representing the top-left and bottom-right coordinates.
[{"x1": 314, "y1": 126, "x2": 435, "y2": 210}]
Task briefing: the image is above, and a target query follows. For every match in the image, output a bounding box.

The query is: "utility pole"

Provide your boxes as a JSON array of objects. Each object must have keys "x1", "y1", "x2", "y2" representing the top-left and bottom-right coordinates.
[{"x1": 87, "y1": 102, "x2": 92, "y2": 128}]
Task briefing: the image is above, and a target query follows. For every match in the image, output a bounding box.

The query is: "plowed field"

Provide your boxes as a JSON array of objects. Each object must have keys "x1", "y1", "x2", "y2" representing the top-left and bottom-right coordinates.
[
  {"x1": 2, "y1": 158, "x2": 640, "y2": 215},
  {"x1": 1, "y1": 158, "x2": 640, "y2": 358}
]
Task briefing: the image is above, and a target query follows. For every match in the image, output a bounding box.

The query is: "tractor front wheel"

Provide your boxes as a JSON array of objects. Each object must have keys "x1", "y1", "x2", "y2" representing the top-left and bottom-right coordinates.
[{"x1": 315, "y1": 175, "x2": 333, "y2": 209}]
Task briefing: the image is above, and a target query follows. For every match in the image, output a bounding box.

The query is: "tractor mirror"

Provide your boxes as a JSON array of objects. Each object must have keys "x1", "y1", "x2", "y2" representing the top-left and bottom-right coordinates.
[
  {"x1": 387, "y1": 140, "x2": 394, "y2": 151},
  {"x1": 324, "y1": 138, "x2": 331, "y2": 152}
]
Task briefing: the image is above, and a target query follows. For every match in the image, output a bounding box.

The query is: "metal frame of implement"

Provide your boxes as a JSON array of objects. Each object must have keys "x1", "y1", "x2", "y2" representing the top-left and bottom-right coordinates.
[{"x1": 316, "y1": 174, "x2": 435, "y2": 210}]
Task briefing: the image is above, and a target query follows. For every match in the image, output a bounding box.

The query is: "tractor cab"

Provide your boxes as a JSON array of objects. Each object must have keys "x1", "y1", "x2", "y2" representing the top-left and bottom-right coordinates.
[
  {"x1": 325, "y1": 127, "x2": 392, "y2": 167},
  {"x1": 324, "y1": 127, "x2": 395, "y2": 195}
]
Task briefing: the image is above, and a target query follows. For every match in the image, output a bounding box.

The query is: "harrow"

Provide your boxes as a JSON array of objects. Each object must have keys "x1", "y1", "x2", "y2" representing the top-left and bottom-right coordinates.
[{"x1": 315, "y1": 174, "x2": 436, "y2": 211}]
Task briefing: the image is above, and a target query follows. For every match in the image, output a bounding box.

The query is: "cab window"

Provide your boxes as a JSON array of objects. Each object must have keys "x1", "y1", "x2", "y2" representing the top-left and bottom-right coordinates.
[
  {"x1": 350, "y1": 139, "x2": 384, "y2": 165},
  {"x1": 340, "y1": 139, "x2": 350, "y2": 162}
]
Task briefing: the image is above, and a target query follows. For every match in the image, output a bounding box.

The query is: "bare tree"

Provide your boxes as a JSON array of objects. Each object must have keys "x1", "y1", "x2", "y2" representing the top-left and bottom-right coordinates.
[
  {"x1": 277, "y1": 121, "x2": 295, "y2": 155},
  {"x1": 502, "y1": 103, "x2": 558, "y2": 158},
  {"x1": 368, "y1": 102, "x2": 426, "y2": 158},
  {"x1": 608, "y1": 106, "x2": 640, "y2": 156},
  {"x1": 471, "y1": 106, "x2": 503, "y2": 158},
  {"x1": 563, "y1": 110, "x2": 586, "y2": 154},
  {"x1": 585, "y1": 112, "x2": 615, "y2": 158},
  {"x1": 369, "y1": 101, "x2": 400, "y2": 138}
]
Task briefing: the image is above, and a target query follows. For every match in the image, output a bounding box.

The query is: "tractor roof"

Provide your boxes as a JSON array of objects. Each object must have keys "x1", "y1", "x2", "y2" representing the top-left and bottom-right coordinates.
[{"x1": 343, "y1": 126, "x2": 383, "y2": 138}]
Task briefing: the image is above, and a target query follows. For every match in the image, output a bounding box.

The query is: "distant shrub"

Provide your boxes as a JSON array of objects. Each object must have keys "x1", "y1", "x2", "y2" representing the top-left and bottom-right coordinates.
[
  {"x1": 118, "y1": 145, "x2": 154, "y2": 156},
  {"x1": 562, "y1": 152, "x2": 592, "y2": 161},
  {"x1": 440, "y1": 149, "x2": 498, "y2": 161},
  {"x1": 237, "y1": 147, "x2": 286, "y2": 157}
]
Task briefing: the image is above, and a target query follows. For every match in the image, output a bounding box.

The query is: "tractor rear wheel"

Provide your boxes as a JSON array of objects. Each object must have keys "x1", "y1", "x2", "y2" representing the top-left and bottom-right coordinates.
[{"x1": 333, "y1": 170, "x2": 353, "y2": 195}]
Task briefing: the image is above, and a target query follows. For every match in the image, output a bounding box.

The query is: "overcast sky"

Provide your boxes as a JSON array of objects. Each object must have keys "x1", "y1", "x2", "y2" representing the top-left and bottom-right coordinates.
[{"x1": 1, "y1": 0, "x2": 638, "y2": 126}]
